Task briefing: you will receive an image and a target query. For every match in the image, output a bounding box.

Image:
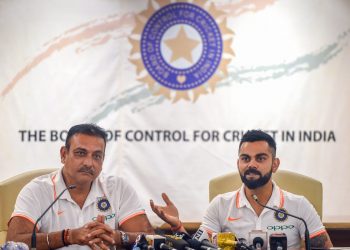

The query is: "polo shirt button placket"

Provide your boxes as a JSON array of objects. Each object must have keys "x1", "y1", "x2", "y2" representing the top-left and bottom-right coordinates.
[
  {"x1": 78, "y1": 213, "x2": 84, "y2": 226},
  {"x1": 256, "y1": 214, "x2": 262, "y2": 230}
]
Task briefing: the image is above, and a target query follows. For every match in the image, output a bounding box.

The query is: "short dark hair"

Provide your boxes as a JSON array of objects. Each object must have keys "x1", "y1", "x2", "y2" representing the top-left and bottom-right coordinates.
[
  {"x1": 65, "y1": 123, "x2": 107, "y2": 150},
  {"x1": 239, "y1": 130, "x2": 277, "y2": 157}
]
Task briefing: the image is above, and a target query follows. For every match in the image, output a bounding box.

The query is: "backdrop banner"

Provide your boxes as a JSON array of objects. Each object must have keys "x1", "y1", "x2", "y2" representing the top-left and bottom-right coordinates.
[{"x1": 0, "y1": 0, "x2": 349, "y2": 225}]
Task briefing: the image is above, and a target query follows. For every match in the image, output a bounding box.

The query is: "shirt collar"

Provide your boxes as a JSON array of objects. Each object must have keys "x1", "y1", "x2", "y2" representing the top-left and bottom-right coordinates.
[
  {"x1": 51, "y1": 168, "x2": 105, "y2": 204},
  {"x1": 51, "y1": 168, "x2": 70, "y2": 200},
  {"x1": 235, "y1": 181, "x2": 284, "y2": 209}
]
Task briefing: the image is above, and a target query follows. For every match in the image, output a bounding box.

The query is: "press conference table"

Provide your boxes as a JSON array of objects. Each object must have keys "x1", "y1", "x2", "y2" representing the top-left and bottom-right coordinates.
[
  {"x1": 157, "y1": 216, "x2": 350, "y2": 247},
  {"x1": 323, "y1": 216, "x2": 350, "y2": 247}
]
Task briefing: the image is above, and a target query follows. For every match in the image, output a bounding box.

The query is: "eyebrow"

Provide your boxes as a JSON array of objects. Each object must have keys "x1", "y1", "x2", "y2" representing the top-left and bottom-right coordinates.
[
  {"x1": 256, "y1": 153, "x2": 269, "y2": 157},
  {"x1": 73, "y1": 148, "x2": 103, "y2": 154},
  {"x1": 73, "y1": 148, "x2": 87, "y2": 152},
  {"x1": 239, "y1": 153, "x2": 269, "y2": 157},
  {"x1": 239, "y1": 153, "x2": 249, "y2": 157}
]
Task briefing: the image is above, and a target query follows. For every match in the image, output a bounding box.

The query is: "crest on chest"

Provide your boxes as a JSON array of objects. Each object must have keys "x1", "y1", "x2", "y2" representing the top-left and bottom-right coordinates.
[{"x1": 96, "y1": 196, "x2": 111, "y2": 212}]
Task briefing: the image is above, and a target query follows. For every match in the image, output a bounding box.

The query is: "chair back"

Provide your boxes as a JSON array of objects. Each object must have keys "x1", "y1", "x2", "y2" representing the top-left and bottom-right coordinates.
[
  {"x1": 209, "y1": 170, "x2": 323, "y2": 218},
  {"x1": 0, "y1": 168, "x2": 57, "y2": 244}
]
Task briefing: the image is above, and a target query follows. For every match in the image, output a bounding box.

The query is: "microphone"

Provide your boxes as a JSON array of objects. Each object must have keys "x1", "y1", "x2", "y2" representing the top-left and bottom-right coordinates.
[
  {"x1": 159, "y1": 243, "x2": 176, "y2": 250},
  {"x1": 269, "y1": 233, "x2": 287, "y2": 250},
  {"x1": 174, "y1": 232, "x2": 192, "y2": 241},
  {"x1": 146, "y1": 235, "x2": 168, "y2": 250},
  {"x1": 133, "y1": 234, "x2": 154, "y2": 250},
  {"x1": 215, "y1": 232, "x2": 238, "y2": 250},
  {"x1": 192, "y1": 228, "x2": 208, "y2": 242},
  {"x1": 252, "y1": 194, "x2": 310, "y2": 250},
  {"x1": 248, "y1": 230, "x2": 267, "y2": 250},
  {"x1": 176, "y1": 231, "x2": 220, "y2": 250},
  {"x1": 187, "y1": 239, "x2": 220, "y2": 250},
  {"x1": 191, "y1": 228, "x2": 220, "y2": 250},
  {"x1": 31, "y1": 184, "x2": 76, "y2": 249},
  {"x1": 253, "y1": 237, "x2": 263, "y2": 250},
  {"x1": 165, "y1": 235, "x2": 195, "y2": 250}
]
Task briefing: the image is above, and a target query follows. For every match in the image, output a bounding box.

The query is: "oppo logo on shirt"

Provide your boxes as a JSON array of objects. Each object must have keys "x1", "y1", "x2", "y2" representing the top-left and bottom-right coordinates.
[
  {"x1": 267, "y1": 224, "x2": 295, "y2": 231},
  {"x1": 92, "y1": 213, "x2": 116, "y2": 221}
]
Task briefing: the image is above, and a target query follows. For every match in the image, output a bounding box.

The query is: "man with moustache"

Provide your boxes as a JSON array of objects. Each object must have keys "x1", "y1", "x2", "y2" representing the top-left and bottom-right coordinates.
[
  {"x1": 7, "y1": 124, "x2": 154, "y2": 249},
  {"x1": 151, "y1": 130, "x2": 333, "y2": 249}
]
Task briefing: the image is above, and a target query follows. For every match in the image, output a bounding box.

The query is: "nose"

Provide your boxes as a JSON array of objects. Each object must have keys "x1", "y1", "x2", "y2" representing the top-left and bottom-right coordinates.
[
  {"x1": 82, "y1": 155, "x2": 94, "y2": 167},
  {"x1": 247, "y1": 159, "x2": 259, "y2": 169}
]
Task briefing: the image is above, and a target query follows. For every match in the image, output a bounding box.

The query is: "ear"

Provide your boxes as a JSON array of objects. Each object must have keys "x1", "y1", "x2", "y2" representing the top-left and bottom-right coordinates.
[
  {"x1": 272, "y1": 158, "x2": 280, "y2": 173},
  {"x1": 60, "y1": 146, "x2": 67, "y2": 164}
]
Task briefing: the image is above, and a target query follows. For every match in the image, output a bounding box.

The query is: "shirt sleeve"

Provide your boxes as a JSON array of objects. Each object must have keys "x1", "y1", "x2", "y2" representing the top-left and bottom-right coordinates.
[
  {"x1": 10, "y1": 180, "x2": 49, "y2": 230},
  {"x1": 114, "y1": 177, "x2": 146, "y2": 226},
  {"x1": 200, "y1": 195, "x2": 222, "y2": 234},
  {"x1": 298, "y1": 196, "x2": 325, "y2": 238}
]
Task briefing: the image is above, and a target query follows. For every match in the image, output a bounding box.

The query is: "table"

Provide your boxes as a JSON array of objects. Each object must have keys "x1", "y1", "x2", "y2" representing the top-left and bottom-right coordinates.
[
  {"x1": 323, "y1": 216, "x2": 350, "y2": 247},
  {"x1": 157, "y1": 218, "x2": 350, "y2": 247}
]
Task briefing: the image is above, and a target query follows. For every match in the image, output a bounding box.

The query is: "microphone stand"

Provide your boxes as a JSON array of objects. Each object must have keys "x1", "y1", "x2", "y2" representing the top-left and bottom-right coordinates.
[
  {"x1": 252, "y1": 195, "x2": 310, "y2": 250},
  {"x1": 31, "y1": 185, "x2": 76, "y2": 250}
]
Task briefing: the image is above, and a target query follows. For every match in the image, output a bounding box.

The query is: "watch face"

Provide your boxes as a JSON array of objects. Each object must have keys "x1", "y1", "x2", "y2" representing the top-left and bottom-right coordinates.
[{"x1": 120, "y1": 231, "x2": 129, "y2": 245}]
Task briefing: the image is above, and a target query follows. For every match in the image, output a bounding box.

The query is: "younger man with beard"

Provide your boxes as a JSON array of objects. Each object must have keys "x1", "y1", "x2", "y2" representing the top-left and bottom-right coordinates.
[{"x1": 150, "y1": 130, "x2": 333, "y2": 249}]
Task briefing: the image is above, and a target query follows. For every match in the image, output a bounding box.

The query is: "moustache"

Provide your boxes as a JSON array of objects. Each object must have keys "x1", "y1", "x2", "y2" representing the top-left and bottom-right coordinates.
[
  {"x1": 244, "y1": 168, "x2": 262, "y2": 176},
  {"x1": 78, "y1": 166, "x2": 95, "y2": 175}
]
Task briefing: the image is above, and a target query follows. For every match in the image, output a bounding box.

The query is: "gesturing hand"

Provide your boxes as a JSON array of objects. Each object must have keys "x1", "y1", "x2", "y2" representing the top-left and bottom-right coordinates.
[{"x1": 150, "y1": 193, "x2": 181, "y2": 228}]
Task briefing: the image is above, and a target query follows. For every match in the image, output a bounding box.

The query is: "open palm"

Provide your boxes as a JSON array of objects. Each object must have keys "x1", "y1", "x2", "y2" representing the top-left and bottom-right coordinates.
[{"x1": 150, "y1": 193, "x2": 181, "y2": 227}]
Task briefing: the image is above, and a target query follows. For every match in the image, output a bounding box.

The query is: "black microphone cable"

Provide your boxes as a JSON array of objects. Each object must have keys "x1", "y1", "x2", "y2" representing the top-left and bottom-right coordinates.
[
  {"x1": 252, "y1": 194, "x2": 310, "y2": 250},
  {"x1": 31, "y1": 184, "x2": 76, "y2": 249}
]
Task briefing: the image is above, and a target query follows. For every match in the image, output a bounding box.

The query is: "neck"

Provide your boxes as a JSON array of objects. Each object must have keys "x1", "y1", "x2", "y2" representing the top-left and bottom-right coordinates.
[
  {"x1": 61, "y1": 170, "x2": 92, "y2": 196},
  {"x1": 66, "y1": 181, "x2": 92, "y2": 209},
  {"x1": 245, "y1": 181, "x2": 274, "y2": 216},
  {"x1": 60, "y1": 169, "x2": 93, "y2": 209},
  {"x1": 71, "y1": 182, "x2": 92, "y2": 194}
]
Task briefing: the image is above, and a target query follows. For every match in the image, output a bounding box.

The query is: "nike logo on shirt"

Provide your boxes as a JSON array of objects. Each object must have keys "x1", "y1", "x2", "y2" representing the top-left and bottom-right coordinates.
[
  {"x1": 227, "y1": 216, "x2": 241, "y2": 221},
  {"x1": 57, "y1": 210, "x2": 64, "y2": 216}
]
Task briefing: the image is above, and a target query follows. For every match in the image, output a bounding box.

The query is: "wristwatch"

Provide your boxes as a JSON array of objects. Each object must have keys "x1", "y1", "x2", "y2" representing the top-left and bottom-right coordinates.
[{"x1": 119, "y1": 230, "x2": 129, "y2": 246}]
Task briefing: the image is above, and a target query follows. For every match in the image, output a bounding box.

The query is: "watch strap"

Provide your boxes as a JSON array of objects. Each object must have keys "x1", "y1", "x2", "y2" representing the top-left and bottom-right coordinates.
[{"x1": 119, "y1": 230, "x2": 129, "y2": 246}]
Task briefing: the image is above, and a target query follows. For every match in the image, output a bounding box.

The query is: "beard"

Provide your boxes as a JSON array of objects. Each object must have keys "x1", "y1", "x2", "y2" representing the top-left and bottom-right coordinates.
[{"x1": 239, "y1": 167, "x2": 272, "y2": 189}]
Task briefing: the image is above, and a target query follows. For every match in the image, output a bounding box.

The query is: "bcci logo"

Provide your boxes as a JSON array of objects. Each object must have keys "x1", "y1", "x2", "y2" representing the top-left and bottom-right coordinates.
[
  {"x1": 97, "y1": 197, "x2": 111, "y2": 212},
  {"x1": 129, "y1": 0, "x2": 234, "y2": 102},
  {"x1": 274, "y1": 208, "x2": 288, "y2": 222}
]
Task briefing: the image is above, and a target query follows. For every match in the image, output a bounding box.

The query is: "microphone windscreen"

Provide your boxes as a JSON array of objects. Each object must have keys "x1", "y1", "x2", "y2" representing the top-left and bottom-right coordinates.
[
  {"x1": 165, "y1": 235, "x2": 190, "y2": 250},
  {"x1": 248, "y1": 230, "x2": 267, "y2": 250},
  {"x1": 186, "y1": 239, "x2": 202, "y2": 249},
  {"x1": 269, "y1": 233, "x2": 287, "y2": 250},
  {"x1": 174, "y1": 232, "x2": 192, "y2": 241},
  {"x1": 215, "y1": 232, "x2": 237, "y2": 248}
]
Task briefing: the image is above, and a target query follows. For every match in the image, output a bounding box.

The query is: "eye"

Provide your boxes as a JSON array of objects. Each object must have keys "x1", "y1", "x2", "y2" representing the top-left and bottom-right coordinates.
[
  {"x1": 93, "y1": 154, "x2": 103, "y2": 161},
  {"x1": 74, "y1": 150, "x2": 86, "y2": 157},
  {"x1": 240, "y1": 156, "x2": 250, "y2": 162},
  {"x1": 257, "y1": 155, "x2": 267, "y2": 162}
]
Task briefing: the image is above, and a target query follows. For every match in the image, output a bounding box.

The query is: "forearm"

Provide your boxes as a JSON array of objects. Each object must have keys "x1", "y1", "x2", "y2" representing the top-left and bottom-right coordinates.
[
  {"x1": 115, "y1": 215, "x2": 156, "y2": 247},
  {"x1": 300, "y1": 232, "x2": 333, "y2": 250},
  {"x1": 310, "y1": 232, "x2": 333, "y2": 249},
  {"x1": 6, "y1": 231, "x2": 66, "y2": 250}
]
